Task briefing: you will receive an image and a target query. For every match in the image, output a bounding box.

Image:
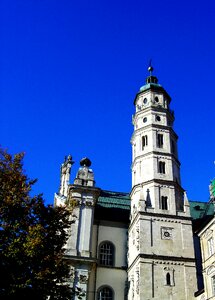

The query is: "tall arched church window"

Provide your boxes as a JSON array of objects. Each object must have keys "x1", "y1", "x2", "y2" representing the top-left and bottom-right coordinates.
[
  {"x1": 164, "y1": 267, "x2": 175, "y2": 286},
  {"x1": 97, "y1": 286, "x2": 114, "y2": 300},
  {"x1": 166, "y1": 272, "x2": 171, "y2": 285},
  {"x1": 99, "y1": 242, "x2": 115, "y2": 266}
]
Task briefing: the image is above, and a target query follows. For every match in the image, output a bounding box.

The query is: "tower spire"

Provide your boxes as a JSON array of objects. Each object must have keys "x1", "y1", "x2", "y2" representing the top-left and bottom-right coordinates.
[
  {"x1": 146, "y1": 60, "x2": 158, "y2": 84},
  {"x1": 148, "y1": 59, "x2": 154, "y2": 76}
]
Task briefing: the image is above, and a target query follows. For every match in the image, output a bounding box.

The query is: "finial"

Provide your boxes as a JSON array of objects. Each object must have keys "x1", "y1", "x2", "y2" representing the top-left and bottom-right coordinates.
[
  {"x1": 148, "y1": 59, "x2": 154, "y2": 76},
  {"x1": 145, "y1": 59, "x2": 158, "y2": 85},
  {"x1": 63, "y1": 154, "x2": 73, "y2": 165}
]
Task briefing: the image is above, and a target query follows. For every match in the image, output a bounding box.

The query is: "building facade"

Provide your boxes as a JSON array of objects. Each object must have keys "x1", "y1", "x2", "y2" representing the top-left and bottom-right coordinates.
[
  {"x1": 194, "y1": 180, "x2": 215, "y2": 300},
  {"x1": 54, "y1": 68, "x2": 214, "y2": 299},
  {"x1": 196, "y1": 217, "x2": 215, "y2": 300}
]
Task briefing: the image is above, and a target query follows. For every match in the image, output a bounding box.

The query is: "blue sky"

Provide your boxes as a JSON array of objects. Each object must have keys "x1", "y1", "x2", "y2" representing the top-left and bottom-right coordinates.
[{"x1": 0, "y1": 0, "x2": 215, "y2": 204}]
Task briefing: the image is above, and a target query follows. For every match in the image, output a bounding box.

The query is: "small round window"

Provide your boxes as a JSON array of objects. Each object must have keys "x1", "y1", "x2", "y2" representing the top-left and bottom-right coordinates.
[
  {"x1": 143, "y1": 117, "x2": 147, "y2": 123},
  {"x1": 154, "y1": 96, "x2": 159, "y2": 102},
  {"x1": 143, "y1": 98, "x2": 147, "y2": 104},
  {"x1": 156, "y1": 115, "x2": 161, "y2": 121}
]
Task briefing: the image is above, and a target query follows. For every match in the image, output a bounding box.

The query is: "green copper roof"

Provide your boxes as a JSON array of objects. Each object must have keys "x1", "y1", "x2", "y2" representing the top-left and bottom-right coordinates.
[
  {"x1": 189, "y1": 201, "x2": 214, "y2": 220},
  {"x1": 97, "y1": 190, "x2": 214, "y2": 222},
  {"x1": 98, "y1": 190, "x2": 130, "y2": 210},
  {"x1": 95, "y1": 190, "x2": 130, "y2": 223},
  {"x1": 139, "y1": 82, "x2": 162, "y2": 92},
  {"x1": 210, "y1": 178, "x2": 215, "y2": 197}
]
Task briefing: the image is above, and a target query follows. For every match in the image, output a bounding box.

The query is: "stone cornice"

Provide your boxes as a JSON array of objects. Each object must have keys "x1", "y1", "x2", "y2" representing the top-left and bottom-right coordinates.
[
  {"x1": 68, "y1": 184, "x2": 101, "y2": 195},
  {"x1": 130, "y1": 178, "x2": 184, "y2": 197},
  {"x1": 133, "y1": 85, "x2": 171, "y2": 106},
  {"x1": 131, "y1": 150, "x2": 180, "y2": 169},
  {"x1": 129, "y1": 210, "x2": 192, "y2": 231},
  {"x1": 133, "y1": 107, "x2": 175, "y2": 124},
  {"x1": 64, "y1": 254, "x2": 97, "y2": 265},
  {"x1": 128, "y1": 253, "x2": 196, "y2": 272}
]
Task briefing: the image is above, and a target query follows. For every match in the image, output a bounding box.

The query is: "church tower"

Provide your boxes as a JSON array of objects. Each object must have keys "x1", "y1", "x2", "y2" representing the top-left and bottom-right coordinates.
[{"x1": 128, "y1": 65, "x2": 197, "y2": 299}]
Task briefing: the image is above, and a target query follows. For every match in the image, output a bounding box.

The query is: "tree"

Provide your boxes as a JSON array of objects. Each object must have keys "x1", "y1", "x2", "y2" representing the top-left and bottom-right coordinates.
[{"x1": 0, "y1": 148, "x2": 78, "y2": 300}]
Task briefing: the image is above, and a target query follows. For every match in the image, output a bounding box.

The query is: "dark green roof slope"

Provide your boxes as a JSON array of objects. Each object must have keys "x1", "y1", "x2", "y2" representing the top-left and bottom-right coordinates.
[
  {"x1": 94, "y1": 190, "x2": 130, "y2": 223},
  {"x1": 189, "y1": 200, "x2": 214, "y2": 233},
  {"x1": 189, "y1": 201, "x2": 214, "y2": 220},
  {"x1": 98, "y1": 190, "x2": 130, "y2": 209},
  {"x1": 95, "y1": 190, "x2": 214, "y2": 226}
]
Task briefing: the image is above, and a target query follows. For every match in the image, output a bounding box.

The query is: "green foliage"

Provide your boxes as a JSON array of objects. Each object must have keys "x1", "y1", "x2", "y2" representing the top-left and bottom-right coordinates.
[{"x1": 0, "y1": 148, "x2": 75, "y2": 300}]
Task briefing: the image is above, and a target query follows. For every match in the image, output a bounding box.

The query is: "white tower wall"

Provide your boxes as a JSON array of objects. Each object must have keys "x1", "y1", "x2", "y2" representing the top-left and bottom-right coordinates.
[{"x1": 128, "y1": 69, "x2": 197, "y2": 300}]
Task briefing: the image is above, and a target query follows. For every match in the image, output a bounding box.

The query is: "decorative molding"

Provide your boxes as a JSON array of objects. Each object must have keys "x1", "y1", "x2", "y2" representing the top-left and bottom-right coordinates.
[
  {"x1": 203, "y1": 228, "x2": 213, "y2": 239},
  {"x1": 68, "y1": 198, "x2": 82, "y2": 207},
  {"x1": 136, "y1": 225, "x2": 140, "y2": 250},
  {"x1": 136, "y1": 267, "x2": 140, "y2": 294},
  {"x1": 128, "y1": 274, "x2": 135, "y2": 299},
  {"x1": 207, "y1": 265, "x2": 215, "y2": 275},
  {"x1": 83, "y1": 199, "x2": 95, "y2": 206},
  {"x1": 154, "y1": 260, "x2": 184, "y2": 266},
  {"x1": 164, "y1": 266, "x2": 174, "y2": 271},
  {"x1": 153, "y1": 217, "x2": 181, "y2": 223},
  {"x1": 77, "y1": 270, "x2": 89, "y2": 285},
  {"x1": 70, "y1": 266, "x2": 75, "y2": 281},
  {"x1": 79, "y1": 274, "x2": 88, "y2": 284}
]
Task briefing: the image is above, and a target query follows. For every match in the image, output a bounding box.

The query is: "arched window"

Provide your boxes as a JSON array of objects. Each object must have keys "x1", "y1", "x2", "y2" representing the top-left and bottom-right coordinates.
[
  {"x1": 164, "y1": 267, "x2": 175, "y2": 286},
  {"x1": 99, "y1": 242, "x2": 115, "y2": 266},
  {"x1": 166, "y1": 272, "x2": 171, "y2": 285},
  {"x1": 97, "y1": 286, "x2": 114, "y2": 300}
]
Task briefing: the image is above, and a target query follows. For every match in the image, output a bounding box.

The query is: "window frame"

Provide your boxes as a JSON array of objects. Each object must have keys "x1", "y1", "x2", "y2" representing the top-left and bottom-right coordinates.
[
  {"x1": 166, "y1": 272, "x2": 171, "y2": 285},
  {"x1": 98, "y1": 241, "x2": 115, "y2": 267},
  {"x1": 157, "y1": 133, "x2": 164, "y2": 148},
  {"x1": 158, "y1": 161, "x2": 166, "y2": 174},
  {"x1": 161, "y1": 196, "x2": 168, "y2": 210},
  {"x1": 142, "y1": 135, "x2": 148, "y2": 150},
  {"x1": 97, "y1": 285, "x2": 114, "y2": 300}
]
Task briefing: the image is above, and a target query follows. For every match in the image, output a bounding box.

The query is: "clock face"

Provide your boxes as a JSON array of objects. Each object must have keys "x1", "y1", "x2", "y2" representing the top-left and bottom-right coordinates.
[
  {"x1": 161, "y1": 227, "x2": 172, "y2": 240},
  {"x1": 164, "y1": 231, "x2": 170, "y2": 237}
]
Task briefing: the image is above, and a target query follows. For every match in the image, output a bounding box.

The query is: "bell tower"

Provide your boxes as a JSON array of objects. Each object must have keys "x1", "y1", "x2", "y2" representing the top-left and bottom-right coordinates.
[
  {"x1": 131, "y1": 64, "x2": 183, "y2": 215},
  {"x1": 128, "y1": 65, "x2": 197, "y2": 299}
]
